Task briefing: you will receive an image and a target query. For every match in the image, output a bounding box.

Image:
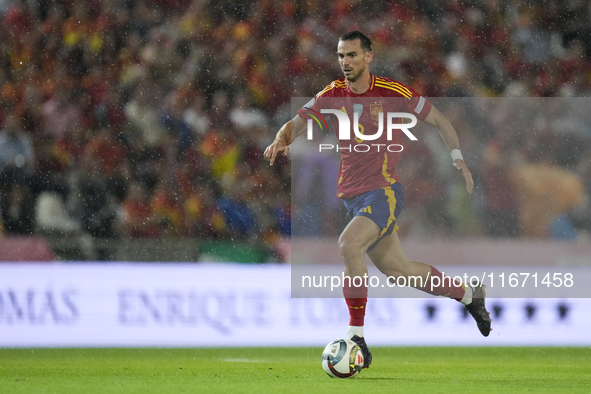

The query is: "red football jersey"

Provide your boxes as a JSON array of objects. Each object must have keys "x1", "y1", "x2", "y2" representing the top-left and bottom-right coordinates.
[{"x1": 297, "y1": 74, "x2": 432, "y2": 199}]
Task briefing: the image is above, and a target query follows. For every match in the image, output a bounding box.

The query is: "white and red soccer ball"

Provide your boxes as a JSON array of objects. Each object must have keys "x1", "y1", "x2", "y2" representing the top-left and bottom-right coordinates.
[{"x1": 321, "y1": 338, "x2": 365, "y2": 378}]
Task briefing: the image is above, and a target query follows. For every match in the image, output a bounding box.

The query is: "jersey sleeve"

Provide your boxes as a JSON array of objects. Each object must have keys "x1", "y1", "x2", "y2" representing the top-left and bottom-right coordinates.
[
  {"x1": 403, "y1": 85, "x2": 432, "y2": 121},
  {"x1": 296, "y1": 87, "x2": 327, "y2": 122}
]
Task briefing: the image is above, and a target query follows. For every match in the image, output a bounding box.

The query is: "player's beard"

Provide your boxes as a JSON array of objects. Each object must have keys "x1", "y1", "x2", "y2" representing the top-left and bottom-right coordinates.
[{"x1": 345, "y1": 65, "x2": 365, "y2": 82}]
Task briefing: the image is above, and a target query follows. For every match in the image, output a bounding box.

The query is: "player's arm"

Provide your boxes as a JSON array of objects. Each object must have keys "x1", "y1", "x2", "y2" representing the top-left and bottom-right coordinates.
[
  {"x1": 263, "y1": 115, "x2": 307, "y2": 166},
  {"x1": 423, "y1": 105, "x2": 474, "y2": 194}
]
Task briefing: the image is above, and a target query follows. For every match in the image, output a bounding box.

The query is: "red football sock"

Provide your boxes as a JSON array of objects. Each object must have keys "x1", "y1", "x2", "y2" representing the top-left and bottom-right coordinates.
[
  {"x1": 421, "y1": 266, "x2": 465, "y2": 301},
  {"x1": 343, "y1": 278, "x2": 368, "y2": 327}
]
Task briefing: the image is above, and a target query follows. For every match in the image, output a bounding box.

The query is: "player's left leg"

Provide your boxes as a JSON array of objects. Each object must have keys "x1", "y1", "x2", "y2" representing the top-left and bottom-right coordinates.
[
  {"x1": 367, "y1": 232, "x2": 492, "y2": 336},
  {"x1": 366, "y1": 232, "x2": 431, "y2": 286},
  {"x1": 367, "y1": 232, "x2": 463, "y2": 297}
]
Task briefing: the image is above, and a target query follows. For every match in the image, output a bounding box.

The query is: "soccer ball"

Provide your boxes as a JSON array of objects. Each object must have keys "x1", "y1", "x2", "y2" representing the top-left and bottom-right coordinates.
[{"x1": 321, "y1": 338, "x2": 365, "y2": 378}]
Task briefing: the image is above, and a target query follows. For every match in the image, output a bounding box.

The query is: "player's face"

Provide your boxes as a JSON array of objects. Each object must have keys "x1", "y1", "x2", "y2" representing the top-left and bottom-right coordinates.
[{"x1": 337, "y1": 39, "x2": 372, "y2": 82}]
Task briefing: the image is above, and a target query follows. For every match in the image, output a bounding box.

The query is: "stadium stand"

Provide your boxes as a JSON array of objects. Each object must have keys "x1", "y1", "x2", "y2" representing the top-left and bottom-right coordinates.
[{"x1": 0, "y1": 0, "x2": 590, "y2": 260}]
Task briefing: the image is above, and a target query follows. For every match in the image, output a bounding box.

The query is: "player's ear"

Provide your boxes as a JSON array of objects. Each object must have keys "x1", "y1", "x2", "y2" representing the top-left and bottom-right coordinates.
[{"x1": 365, "y1": 51, "x2": 373, "y2": 64}]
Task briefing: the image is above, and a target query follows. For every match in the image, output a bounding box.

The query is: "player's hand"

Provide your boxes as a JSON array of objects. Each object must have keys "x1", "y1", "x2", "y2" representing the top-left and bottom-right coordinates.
[
  {"x1": 453, "y1": 159, "x2": 474, "y2": 194},
  {"x1": 263, "y1": 139, "x2": 290, "y2": 166}
]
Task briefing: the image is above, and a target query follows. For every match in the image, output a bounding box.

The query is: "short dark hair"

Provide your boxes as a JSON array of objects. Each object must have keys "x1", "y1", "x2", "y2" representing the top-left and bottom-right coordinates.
[{"x1": 339, "y1": 31, "x2": 372, "y2": 52}]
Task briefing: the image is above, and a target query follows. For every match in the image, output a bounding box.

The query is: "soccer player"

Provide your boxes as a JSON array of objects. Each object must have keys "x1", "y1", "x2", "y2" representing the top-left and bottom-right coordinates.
[{"x1": 264, "y1": 31, "x2": 491, "y2": 368}]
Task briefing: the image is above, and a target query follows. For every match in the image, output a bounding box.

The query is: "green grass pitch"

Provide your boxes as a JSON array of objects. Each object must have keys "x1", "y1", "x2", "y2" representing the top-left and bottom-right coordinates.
[{"x1": 1, "y1": 347, "x2": 590, "y2": 393}]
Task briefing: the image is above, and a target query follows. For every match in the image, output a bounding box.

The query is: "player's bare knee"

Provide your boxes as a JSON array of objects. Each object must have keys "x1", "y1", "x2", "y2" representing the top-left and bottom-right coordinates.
[{"x1": 338, "y1": 238, "x2": 364, "y2": 262}]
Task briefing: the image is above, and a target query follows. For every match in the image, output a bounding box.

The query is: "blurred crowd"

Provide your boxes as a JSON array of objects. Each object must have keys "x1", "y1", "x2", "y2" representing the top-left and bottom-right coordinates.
[{"x1": 0, "y1": 0, "x2": 590, "y2": 253}]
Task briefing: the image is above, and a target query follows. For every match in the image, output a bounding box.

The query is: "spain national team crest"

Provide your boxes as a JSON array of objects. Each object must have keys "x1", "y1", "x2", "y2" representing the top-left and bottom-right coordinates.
[{"x1": 370, "y1": 103, "x2": 383, "y2": 121}]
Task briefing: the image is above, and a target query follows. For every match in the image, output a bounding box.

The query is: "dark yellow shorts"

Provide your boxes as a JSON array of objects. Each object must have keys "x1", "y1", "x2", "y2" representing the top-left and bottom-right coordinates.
[{"x1": 342, "y1": 183, "x2": 404, "y2": 252}]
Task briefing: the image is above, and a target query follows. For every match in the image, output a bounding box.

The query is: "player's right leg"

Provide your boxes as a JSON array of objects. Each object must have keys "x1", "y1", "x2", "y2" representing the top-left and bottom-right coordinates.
[
  {"x1": 367, "y1": 232, "x2": 492, "y2": 337},
  {"x1": 337, "y1": 215, "x2": 380, "y2": 368},
  {"x1": 339, "y1": 215, "x2": 380, "y2": 278}
]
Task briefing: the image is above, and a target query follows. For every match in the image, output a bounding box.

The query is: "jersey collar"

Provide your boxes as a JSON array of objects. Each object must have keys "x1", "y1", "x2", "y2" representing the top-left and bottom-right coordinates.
[{"x1": 345, "y1": 74, "x2": 375, "y2": 95}]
